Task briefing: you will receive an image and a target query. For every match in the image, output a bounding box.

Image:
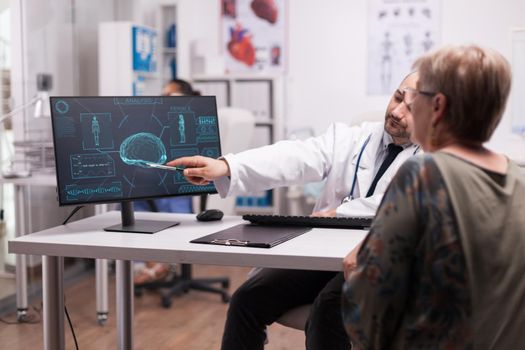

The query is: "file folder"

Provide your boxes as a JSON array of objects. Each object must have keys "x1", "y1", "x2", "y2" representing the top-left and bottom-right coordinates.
[{"x1": 190, "y1": 224, "x2": 311, "y2": 248}]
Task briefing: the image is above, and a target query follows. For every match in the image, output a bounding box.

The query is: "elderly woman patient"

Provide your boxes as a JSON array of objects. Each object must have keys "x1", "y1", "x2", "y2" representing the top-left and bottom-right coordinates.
[{"x1": 342, "y1": 45, "x2": 525, "y2": 349}]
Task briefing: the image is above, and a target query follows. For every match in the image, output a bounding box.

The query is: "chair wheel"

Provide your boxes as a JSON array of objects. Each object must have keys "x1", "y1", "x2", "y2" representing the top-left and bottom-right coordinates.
[
  {"x1": 161, "y1": 296, "x2": 172, "y2": 308},
  {"x1": 97, "y1": 313, "x2": 108, "y2": 326},
  {"x1": 222, "y1": 280, "x2": 230, "y2": 289}
]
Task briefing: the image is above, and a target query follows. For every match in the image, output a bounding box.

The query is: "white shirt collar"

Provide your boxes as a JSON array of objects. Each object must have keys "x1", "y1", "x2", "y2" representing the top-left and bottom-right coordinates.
[{"x1": 382, "y1": 131, "x2": 412, "y2": 150}]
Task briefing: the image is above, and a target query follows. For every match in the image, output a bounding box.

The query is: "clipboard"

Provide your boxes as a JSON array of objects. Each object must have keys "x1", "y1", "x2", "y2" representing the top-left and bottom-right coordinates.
[{"x1": 190, "y1": 224, "x2": 312, "y2": 248}]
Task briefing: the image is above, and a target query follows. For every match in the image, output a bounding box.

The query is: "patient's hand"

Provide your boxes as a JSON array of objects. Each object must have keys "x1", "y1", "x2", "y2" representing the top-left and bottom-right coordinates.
[
  {"x1": 167, "y1": 156, "x2": 230, "y2": 185},
  {"x1": 311, "y1": 209, "x2": 337, "y2": 217},
  {"x1": 343, "y1": 242, "x2": 362, "y2": 280}
]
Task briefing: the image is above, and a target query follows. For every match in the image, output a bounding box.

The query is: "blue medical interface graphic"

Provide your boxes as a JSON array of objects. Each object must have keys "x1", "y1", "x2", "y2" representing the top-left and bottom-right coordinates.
[
  {"x1": 70, "y1": 153, "x2": 115, "y2": 179},
  {"x1": 55, "y1": 100, "x2": 69, "y2": 114},
  {"x1": 51, "y1": 96, "x2": 220, "y2": 205}
]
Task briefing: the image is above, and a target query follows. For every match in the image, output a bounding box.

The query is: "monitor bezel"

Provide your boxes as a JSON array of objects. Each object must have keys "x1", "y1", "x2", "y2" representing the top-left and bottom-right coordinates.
[{"x1": 50, "y1": 95, "x2": 221, "y2": 207}]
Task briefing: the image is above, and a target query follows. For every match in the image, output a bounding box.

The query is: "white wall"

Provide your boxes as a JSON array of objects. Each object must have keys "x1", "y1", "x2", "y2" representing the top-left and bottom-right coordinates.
[
  {"x1": 175, "y1": 0, "x2": 525, "y2": 161},
  {"x1": 287, "y1": 1, "x2": 385, "y2": 134},
  {"x1": 74, "y1": 0, "x2": 117, "y2": 96},
  {"x1": 438, "y1": 0, "x2": 525, "y2": 161},
  {"x1": 287, "y1": 0, "x2": 525, "y2": 161}
]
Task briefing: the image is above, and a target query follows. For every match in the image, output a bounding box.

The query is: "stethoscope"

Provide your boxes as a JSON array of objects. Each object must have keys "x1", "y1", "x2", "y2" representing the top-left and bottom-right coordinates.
[{"x1": 342, "y1": 134, "x2": 420, "y2": 203}]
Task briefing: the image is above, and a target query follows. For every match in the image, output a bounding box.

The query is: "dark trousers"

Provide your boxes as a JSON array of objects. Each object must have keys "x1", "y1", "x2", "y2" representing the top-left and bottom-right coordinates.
[{"x1": 221, "y1": 269, "x2": 350, "y2": 350}]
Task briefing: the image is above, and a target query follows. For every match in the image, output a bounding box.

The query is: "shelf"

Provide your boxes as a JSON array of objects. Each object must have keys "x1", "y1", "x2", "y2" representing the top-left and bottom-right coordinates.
[
  {"x1": 158, "y1": 3, "x2": 177, "y2": 81},
  {"x1": 255, "y1": 120, "x2": 274, "y2": 127},
  {"x1": 162, "y1": 47, "x2": 177, "y2": 54},
  {"x1": 132, "y1": 71, "x2": 159, "y2": 79},
  {"x1": 192, "y1": 73, "x2": 282, "y2": 81}
]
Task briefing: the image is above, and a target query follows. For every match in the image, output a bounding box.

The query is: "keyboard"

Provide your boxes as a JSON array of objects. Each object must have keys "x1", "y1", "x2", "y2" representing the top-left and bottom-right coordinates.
[{"x1": 242, "y1": 214, "x2": 373, "y2": 229}]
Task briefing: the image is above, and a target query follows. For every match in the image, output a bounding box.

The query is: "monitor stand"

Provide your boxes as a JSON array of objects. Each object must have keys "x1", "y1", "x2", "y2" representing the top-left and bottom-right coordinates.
[{"x1": 104, "y1": 201, "x2": 179, "y2": 234}]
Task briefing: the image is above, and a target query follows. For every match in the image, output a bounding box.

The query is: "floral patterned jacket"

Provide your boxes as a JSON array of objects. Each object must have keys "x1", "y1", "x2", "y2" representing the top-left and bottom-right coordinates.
[{"x1": 342, "y1": 154, "x2": 473, "y2": 350}]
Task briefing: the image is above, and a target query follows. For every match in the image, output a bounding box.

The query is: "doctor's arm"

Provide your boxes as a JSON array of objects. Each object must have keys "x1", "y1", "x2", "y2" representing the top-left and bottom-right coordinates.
[
  {"x1": 173, "y1": 123, "x2": 353, "y2": 197},
  {"x1": 169, "y1": 123, "x2": 364, "y2": 198}
]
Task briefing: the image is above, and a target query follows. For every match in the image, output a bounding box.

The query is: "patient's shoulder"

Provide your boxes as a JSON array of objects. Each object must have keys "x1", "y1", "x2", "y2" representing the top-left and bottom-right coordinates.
[{"x1": 392, "y1": 154, "x2": 444, "y2": 192}]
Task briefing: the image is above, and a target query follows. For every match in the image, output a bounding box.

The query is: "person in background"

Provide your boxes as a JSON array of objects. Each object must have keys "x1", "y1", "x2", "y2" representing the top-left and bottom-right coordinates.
[
  {"x1": 133, "y1": 79, "x2": 200, "y2": 285},
  {"x1": 162, "y1": 79, "x2": 198, "y2": 97},
  {"x1": 168, "y1": 72, "x2": 421, "y2": 349},
  {"x1": 342, "y1": 45, "x2": 525, "y2": 349}
]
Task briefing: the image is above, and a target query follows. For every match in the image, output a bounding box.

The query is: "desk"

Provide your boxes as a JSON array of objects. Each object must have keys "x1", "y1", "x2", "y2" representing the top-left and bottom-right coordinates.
[
  {"x1": 0, "y1": 174, "x2": 109, "y2": 323},
  {"x1": 9, "y1": 211, "x2": 367, "y2": 350}
]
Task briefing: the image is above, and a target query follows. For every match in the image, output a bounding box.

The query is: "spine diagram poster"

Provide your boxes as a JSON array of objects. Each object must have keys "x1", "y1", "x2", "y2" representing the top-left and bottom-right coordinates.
[
  {"x1": 367, "y1": 0, "x2": 441, "y2": 95},
  {"x1": 221, "y1": 0, "x2": 287, "y2": 73}
]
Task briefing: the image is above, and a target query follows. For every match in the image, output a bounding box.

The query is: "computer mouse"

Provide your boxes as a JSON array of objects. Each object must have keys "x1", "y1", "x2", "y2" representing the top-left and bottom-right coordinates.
[{"x1": 196, "y1": 209, "x2": 224, "y2": 222}]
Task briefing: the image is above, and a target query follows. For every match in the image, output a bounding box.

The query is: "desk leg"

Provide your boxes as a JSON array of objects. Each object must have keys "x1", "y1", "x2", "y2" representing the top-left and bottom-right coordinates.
[
  {"x1": 14, "y1": 185, "x2": 28, "y2": 320},
  {"x1": 96, "y1": 259, "x2": 109, "y2": 325},
  {"x1": 15, "y1": 254, "x2": 27, "y2": 318},
  {"x1": 95, "y1": 205, "x2": 109, "y2": 325},
  {"x1": 43, "y1": 255, "x2": 64, "y2": 350},
  {"x1": 116, "y1": 260, "x2": 133, "y2": 350}
]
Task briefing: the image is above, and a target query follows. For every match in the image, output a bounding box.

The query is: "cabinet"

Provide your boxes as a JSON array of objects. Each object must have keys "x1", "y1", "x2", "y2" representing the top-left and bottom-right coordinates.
[
  {"x1": 98, "y1": 22, "x2": 160, "y2": 96},
  {"x1": 157, "y1": 3, "x2": 178, "y2": 85},
  {"x1": 192, "y1": 75, "x2": 285, "y2": 213}
]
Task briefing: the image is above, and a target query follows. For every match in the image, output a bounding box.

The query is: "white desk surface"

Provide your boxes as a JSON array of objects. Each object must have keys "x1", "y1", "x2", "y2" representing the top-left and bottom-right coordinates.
[{"x1": 9, "y1": 211, "x2": 368, "y2": 271}]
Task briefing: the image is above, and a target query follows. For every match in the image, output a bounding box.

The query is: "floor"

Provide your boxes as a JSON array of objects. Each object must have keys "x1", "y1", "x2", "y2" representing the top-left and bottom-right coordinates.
[{"x1": 0, "y1": 264, "x2": 305, "y2": 349}]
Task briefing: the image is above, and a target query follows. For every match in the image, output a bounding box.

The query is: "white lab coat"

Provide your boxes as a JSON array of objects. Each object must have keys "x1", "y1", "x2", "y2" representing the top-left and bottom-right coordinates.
[{"x1": 214, "y1": 122, "x2": 421, "y2": 217}]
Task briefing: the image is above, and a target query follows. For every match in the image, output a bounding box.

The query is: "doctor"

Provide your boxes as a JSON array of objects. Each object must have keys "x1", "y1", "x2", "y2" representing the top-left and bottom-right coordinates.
[{"x1": 168, "y1": 71, "x2": 420, "y2": 350}]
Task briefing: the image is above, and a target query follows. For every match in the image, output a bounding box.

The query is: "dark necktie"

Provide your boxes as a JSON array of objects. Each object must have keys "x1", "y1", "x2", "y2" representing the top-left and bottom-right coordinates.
[{"x1": 365, "y1": 143, "x2": 403, "y2": 197}]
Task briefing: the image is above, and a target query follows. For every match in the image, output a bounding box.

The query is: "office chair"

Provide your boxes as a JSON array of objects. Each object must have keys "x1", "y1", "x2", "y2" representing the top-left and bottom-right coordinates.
[
  {"x1": 134, "y1": 197, "x2": 230, "y2": 307},
  {"x1": 159, "y1": 193, "x2": 231, "y2": 307}
]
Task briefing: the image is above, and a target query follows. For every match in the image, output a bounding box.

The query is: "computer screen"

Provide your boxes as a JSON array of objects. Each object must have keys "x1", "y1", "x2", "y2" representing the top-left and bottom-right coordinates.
[{"x1": 50, "y1": 96, "x2": 220, "y2": 206}]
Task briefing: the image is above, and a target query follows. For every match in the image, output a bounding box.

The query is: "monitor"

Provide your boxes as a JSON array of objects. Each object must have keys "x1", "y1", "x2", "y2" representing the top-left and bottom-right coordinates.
[{"x1": 50, "y1": 96, "x2": 221, "y2": 233}]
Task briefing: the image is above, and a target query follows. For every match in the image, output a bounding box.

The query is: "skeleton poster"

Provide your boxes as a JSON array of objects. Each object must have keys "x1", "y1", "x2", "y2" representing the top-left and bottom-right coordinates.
[
  {"x1": 367, "y1": 0, "x2": 441, "y2": 95},
  {"x1": 221, "y1": 0, "x2": 287, "y2": 73}
]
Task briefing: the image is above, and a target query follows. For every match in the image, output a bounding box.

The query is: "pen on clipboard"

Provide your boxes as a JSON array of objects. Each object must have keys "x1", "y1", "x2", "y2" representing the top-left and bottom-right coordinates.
[
  {"x1": 145, "y1": 162, "x2": 185, "y2": 172},
  {"x1": 210, "y1": 238, "x2": 269, "y2": 248}
]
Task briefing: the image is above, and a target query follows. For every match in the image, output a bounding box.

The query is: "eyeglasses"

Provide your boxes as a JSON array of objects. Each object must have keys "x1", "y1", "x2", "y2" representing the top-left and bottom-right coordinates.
[{"x1": 402, "y1": 87, "x2": 437, "y2": 110}]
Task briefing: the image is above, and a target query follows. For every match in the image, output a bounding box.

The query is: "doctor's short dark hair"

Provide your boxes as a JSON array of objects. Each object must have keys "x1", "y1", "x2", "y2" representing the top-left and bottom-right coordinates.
[{"x1": 413, "y1": 45, "x2": 512, "y2": 143}]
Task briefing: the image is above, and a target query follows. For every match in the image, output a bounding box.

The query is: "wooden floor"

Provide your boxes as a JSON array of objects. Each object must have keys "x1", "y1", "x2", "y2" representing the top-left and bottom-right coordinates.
[{"x1": 0, "y1": 265, "x2": 305, "y2": 349}]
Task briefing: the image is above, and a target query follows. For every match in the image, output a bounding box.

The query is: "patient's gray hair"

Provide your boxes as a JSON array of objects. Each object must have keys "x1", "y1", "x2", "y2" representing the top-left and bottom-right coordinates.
[{"x1": 413, "y1": 45, "x2": 511, "y2": 143}]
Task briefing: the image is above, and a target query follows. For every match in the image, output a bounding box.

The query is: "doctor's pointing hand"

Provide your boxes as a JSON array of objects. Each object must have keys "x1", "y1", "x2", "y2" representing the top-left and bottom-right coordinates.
[{"x1": 167, "y1": 156, "x2": 230, "y2": 186}]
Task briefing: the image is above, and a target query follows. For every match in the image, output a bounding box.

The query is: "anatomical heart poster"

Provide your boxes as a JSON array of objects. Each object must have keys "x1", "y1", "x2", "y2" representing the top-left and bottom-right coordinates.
[
  {"x1": 367, "y1": 0, "x2": 441, "y2": 95},
  {"x1": 221, "y1": 0, "x2": 287, "y2": 73}
]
